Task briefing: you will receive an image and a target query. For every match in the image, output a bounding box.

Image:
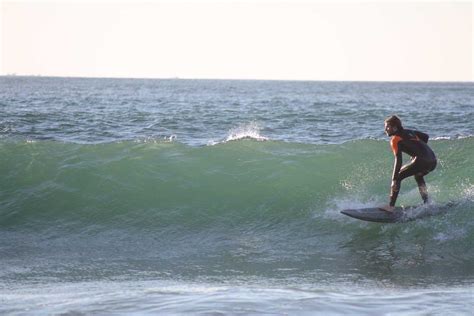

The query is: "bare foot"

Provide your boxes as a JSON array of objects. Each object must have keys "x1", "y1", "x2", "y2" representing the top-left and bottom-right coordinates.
[{"x1": 379, "y1": 205, "x2": 395, "y2": 213}]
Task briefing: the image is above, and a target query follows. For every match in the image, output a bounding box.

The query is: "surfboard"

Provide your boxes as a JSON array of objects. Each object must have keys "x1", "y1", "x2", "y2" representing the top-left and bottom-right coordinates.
[
  {"x1": 340, "y1": 202, "x2": 456, "y2": 223},
  {"x1": 340, "y1": 206, "x2": 411, "y2": 223}
]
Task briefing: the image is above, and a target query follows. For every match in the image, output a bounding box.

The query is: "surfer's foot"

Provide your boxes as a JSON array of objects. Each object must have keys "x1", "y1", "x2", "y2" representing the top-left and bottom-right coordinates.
[
  {"x1": 379, "y1": 205, "x2": 395, "y2": 213},
  {"x1": 423, "y1": 198, "x2": 433, "y2": 205}
]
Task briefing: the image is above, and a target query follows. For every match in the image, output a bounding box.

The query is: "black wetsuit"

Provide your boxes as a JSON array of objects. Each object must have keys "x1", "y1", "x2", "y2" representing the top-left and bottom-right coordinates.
[{"x1": 389, "y1": 128, "x2": 437, "y2": 206}]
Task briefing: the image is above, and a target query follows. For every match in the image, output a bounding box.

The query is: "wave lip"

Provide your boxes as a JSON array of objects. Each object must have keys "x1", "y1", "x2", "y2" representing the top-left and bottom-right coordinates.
[{"x1": 208, "y1": 121, "x2": 269, "y2": 145}]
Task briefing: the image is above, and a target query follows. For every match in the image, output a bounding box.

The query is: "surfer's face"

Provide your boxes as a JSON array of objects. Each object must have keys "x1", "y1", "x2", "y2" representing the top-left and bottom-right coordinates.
[{"x1": 384, "y1": 122, "x2": 397, "y2": 136}]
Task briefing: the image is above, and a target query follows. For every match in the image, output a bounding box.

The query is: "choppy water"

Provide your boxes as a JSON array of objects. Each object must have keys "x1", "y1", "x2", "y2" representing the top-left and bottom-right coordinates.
[
  {"x1": 1, "y1": 77, "x2": 472, "y2": 145},
  {"x1": 1, "y1": 77, "x2": 473, "y2": 314}
]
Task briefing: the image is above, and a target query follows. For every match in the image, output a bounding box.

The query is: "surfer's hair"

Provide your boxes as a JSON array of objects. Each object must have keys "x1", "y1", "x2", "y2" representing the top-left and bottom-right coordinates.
[{"x1": 385, "y1": 115, "x2": 403, "y2": 129}]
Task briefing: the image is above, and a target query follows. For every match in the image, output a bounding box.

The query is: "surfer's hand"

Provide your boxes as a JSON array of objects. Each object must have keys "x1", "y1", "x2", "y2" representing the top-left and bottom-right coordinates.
[{"x1": 379, "y1": 205, "x2": 395, "y2": 213}]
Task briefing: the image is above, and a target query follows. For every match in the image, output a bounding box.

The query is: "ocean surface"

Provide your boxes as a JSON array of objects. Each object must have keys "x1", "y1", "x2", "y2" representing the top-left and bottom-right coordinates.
[{"x1": 1, "y1": 77, "x2": 473, "y2": 315}]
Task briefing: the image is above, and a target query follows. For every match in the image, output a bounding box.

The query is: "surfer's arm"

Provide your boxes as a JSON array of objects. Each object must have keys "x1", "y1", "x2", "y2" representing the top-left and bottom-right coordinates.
[
  {"x1": 389, "y1": 151, "x2": 402, "y2": 206},
  {"x1": 391, "y1": 153, "x2": 402, "y2": 181},
  {"x1": 415, "y1": 131, "x2": 429, "y2": 143},
  {"x1": 391, "y1": 145, "x2": 402, "y2": 181}
]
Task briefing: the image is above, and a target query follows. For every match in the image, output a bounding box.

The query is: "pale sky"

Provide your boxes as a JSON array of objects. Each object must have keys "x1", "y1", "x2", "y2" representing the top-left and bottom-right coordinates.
[{"x1": 1, "y1": 0, "x2": 472, "y2": 81}]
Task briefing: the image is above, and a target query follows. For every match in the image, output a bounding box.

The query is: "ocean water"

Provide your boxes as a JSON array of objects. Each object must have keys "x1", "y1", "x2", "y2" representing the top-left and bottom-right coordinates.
[{"x1": 1, "y1": 77, "x2": 473, "y2": 315}]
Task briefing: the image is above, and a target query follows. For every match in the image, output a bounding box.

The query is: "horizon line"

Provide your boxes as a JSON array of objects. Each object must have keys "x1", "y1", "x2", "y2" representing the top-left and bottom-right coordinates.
[{"x1": 2, "y1": 74, "x2": 473, "y2": 84}]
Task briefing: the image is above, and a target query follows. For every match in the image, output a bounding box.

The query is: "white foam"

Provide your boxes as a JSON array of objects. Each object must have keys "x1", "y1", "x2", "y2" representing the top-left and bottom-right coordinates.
[
  {"x1": 461, "y1": 183, "x2": 474, "y2": 201},
  {"x1": 432, "y1": 135, "x2": 474, "y2": 141},
  {"x1": 145, "y1": 285, "x2": 228, "y2": 295},
  {"x1": 208, "y1": 121, "x2": 268, "y2": 145},
  {"x1": 225, "y1": 121, "x2": 268, "y2": 142},
  {"x1": 434, "y1": 229, "x2": 467, "y2": 243},
  {"x1": 133, "y1": 135, "x2": 177, "y2": 143},
  {"x1": 165, "y1": 135, "x2": 177, "y2": 142}
]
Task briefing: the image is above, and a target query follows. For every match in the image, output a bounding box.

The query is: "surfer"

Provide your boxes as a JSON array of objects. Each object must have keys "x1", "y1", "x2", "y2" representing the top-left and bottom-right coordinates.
[{"x1": 381, "y1": 115, "x2": 437, "y2": 212}]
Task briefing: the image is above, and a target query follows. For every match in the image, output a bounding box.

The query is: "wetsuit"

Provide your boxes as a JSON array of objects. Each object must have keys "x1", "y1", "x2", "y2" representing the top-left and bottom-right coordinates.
[{"x1": 389, "y1": 128, "x2": 437, "y2": 206}]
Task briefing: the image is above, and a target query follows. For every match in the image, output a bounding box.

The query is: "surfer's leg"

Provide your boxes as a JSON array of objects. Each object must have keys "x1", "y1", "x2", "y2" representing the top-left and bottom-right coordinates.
[
  {"x1": 399, "y1": 157, "x2": 418, "y2": 177},
  {"x1": 398, "y1": 159, "x2": 418, "y2": 180},
  {"x1": 413, "y1": 159, "x2": 436, "y2": 204},
  {"x1": 399, "y1": 158, "x2": 436, "y2": 205},
  {"x1": 415, "y1": 174, "x2": 429, "y2": 203},
  {"x1": 394, "y1": 159, "x2": 420, "y2": 204}
]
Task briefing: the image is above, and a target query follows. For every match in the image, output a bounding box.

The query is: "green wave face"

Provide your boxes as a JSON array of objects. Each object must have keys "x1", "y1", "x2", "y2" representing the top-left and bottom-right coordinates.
[{"x1": 1, "y1": 138, "x2": 473, "y2": 284}]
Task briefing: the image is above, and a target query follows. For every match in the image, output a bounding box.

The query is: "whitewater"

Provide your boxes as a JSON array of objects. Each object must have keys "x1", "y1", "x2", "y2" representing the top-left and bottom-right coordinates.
[{"x1": 0, "y1": 77, "x2": 473, "y2": 315}]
